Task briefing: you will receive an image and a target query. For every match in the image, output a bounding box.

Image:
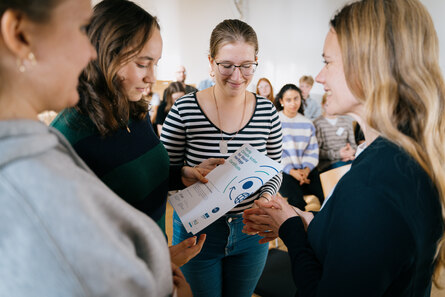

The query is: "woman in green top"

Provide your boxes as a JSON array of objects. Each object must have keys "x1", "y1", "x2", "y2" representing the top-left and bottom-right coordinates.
[{"x1": 52, "y1": 0, "x2": 222, "y2": 267}]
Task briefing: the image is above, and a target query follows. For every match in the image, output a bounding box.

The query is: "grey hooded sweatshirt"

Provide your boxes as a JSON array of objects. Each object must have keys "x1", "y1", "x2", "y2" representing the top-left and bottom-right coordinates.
[{"x1": 0, "y1": 120, "x2": 173, "y2": 297}]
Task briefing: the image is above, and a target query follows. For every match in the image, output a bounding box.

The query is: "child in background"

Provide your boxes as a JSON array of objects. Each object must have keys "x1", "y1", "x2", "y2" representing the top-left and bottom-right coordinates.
[
  {"x1": 314, "y1": 93, "x2": 356, "y2": 172},
  {"x1": 299, "y1": 75, "x2": 322, "y2": 120}
]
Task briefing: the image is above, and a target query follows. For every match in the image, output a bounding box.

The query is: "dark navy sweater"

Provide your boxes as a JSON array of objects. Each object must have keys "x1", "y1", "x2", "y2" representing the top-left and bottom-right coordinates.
[{"x1": 279, "y1": 137, "x2": 443, "y2": 297}]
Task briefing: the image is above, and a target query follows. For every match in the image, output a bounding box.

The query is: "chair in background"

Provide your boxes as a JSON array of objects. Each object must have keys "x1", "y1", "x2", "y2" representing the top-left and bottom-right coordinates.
[
  {"x1": 152, "y1": 80, "x2": 172, "y2": 99},
  {"x1": 319, "y1": 164, "x2": 351, "y2": 198}
]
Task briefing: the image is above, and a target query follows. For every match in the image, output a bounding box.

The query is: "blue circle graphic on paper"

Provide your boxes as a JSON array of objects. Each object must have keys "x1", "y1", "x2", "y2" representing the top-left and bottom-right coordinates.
[
  {"x1": 212, "y1": 207, "x2": 220, "y2": 213},
  {"x1": 242, "y1": 181, "x2": 253, "y2": 189}
]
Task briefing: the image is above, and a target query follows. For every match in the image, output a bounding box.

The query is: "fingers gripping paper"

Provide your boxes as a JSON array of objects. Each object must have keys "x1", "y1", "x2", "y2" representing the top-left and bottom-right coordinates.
[{"x1": 168, "y1": 144, "x2": 283, "y2": 234}]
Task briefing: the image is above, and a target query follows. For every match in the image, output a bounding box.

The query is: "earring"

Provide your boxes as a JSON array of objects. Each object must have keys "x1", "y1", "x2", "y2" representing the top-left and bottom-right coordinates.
[
  {"x1": 28, "y1": 52, "x2": 37, "y2": 66},
  {"x1": 17, "y1": 59, "x2": 26, "y2": 73},
  {"x1": 210, "y1": 71, "x2": 215, "y2": 78},
  {"x1": 16, "y1": 52, "x2": 37, "y2": 73},
  {"x1": 281, "y1": 104, "x2": 284, "y2": 107}
]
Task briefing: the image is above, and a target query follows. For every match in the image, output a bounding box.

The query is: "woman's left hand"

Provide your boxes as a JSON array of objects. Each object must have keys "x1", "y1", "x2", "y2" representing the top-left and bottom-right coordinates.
[
  {"x1": 172, "y1": 263, "x2": 193, "y2": 297},
  {"x1": 198, "y1": 157, "x2": 225, "y2": 171},
  {"x1": 169, "y1": 234, "x2": 206, "y2": 267},
  {"x1": 181, "y1": 166, "x2": 209, "y2": 187},
  {"x1": 181, "y1": 158, "x2": 225, "y2": 187},
  {"x1": 243, "y1": 196, "x2": 299, "y2": 243}
]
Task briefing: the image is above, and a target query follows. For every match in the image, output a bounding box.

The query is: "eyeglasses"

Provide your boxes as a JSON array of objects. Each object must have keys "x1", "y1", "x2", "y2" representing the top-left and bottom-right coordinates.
[{"x1": 215, "y1": 62, "x2": 258, "y2": 76}]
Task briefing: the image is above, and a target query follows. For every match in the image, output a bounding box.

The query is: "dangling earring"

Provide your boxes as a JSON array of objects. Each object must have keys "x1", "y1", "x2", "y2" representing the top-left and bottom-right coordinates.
[
  {"x1": 16, "y1": 52, "x2": 37, "y2": 73},
  {"x1": 17, "y1": 59, "x2": 26, "y2": 73},
  {"x1": 28, "y1": 52, "x2": 37, "y2": 66}
]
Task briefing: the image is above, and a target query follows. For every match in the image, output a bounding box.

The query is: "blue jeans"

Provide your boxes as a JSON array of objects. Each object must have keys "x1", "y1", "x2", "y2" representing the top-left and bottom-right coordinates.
[{"x1": 173, "y1": 211, "x2": 269, "y2": 297}]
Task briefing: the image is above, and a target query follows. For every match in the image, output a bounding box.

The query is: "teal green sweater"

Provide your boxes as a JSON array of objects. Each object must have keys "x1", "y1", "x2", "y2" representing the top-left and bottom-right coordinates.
[{"x1": 52, "y1": 109, "x2": 172, "y2": 231}]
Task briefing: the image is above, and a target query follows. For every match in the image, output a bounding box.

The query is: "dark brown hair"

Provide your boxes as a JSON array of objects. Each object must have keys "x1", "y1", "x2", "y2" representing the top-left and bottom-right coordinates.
[
  {"x1": 76, "y1": 0, "x2": 160, "y2": 135},
  {"x1": 164, "y1": 82, "x2": 185, "y2": 113},
  {"x1": 0, "y1": 0, "x2": 59, "y2": 23},
  {"x1": 274, "y1": 83, "x2": 305, "y2": 114}
]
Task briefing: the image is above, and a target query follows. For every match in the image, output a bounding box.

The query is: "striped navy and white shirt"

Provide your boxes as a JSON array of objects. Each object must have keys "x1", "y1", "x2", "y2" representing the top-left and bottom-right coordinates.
[
  {"x1": 279, "y1": 111, "x2": 319, "y2": 174},
  {"x1": 160, "y1": 92, "x2": 283, "y2": 214}
]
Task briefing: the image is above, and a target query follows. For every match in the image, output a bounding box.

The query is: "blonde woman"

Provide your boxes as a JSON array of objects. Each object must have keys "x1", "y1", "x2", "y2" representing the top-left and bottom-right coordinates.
[{"x1": 243, "y1": 0, "x2": 445, "y2": 296}]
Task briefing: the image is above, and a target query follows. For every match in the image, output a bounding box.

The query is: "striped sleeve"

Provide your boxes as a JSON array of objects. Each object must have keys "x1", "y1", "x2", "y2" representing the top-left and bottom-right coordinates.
[
  {"x1": 301, "y1": 123, "x2": 319, "y2": 170},
  {"x1": 343, "y1": 118, "x2": 357, "y2": 150},
  {"x1": 315, "y1": 118, "x2": 341, "y2": 161},
  {"x1": 160, "y1": 102, "x2": 187, "y2": 165},
  {"x1": 260, "y1": 107, "x2": 283, "y2": 197},
  {"x1": 280, "y1": 113, "x2": 318, "y2": 173}
]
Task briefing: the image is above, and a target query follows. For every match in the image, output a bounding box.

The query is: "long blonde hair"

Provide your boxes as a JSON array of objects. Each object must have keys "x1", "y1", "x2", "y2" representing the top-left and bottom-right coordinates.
[{"x1": 332, "y1": 0, "x2": 445, "y2": 281}]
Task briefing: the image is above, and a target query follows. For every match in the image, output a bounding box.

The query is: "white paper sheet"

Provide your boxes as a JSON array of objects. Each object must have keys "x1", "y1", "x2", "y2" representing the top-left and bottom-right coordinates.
[{"x1": 168, "y1": 144, "x2": 283, "y2": 234}]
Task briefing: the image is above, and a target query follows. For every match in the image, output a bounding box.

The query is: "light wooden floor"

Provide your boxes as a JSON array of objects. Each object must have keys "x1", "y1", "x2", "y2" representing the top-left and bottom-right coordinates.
[{"x1": 165, "y1": 202, "x2": 445, "y2": 297}]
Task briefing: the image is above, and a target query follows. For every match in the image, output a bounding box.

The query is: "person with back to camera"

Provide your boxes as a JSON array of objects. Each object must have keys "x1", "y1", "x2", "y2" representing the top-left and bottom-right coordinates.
[
  {"x1": 314, "y1": 92, "x2": 356, "y2": 173},
  {"x1": 243, "y1": 0, "x2": 445, "y2": 296},
  {"x1": 155, "y1": 81, "x2": 185, "y2": 135},
  {"x1": 256, "y1": 77, "x2": 274, "y2": 102},
  {"x1": 274, "y1": 83, "x2": 324, "y2": 211},
  {"x1": 161, "y1": 19, "x2": 283, "y2": 297},
  {"x1": 299, "y1": 75, "x2": 322, "y2": 120},
  {"x1": 0, "y1": 0, "x2": 192, "y2": 296},
  {"x1": 51, "y1": 0, "x2": 209, "y2": 269}
]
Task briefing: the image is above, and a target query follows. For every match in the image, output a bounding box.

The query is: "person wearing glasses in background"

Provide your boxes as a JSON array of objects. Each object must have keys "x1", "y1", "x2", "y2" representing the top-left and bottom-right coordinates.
[{"x1": 161, "y1": 19, "x2": 283, "y2": 297}]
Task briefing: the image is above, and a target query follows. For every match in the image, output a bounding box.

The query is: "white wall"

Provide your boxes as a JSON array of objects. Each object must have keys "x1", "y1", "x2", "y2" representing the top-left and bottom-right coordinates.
[{"x1": 93, "y1": 0, "x2": 445, "y2": 98}]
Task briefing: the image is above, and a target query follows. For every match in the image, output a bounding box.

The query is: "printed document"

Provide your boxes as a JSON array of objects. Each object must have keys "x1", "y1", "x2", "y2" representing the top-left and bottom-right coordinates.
[{"x1": 168, "y1": 144, "x2": 283, "y2": 234}]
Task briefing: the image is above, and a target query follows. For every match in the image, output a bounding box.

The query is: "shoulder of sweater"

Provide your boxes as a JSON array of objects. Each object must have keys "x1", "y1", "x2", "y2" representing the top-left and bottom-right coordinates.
[
  {"x1": 313, "y1": 115, "x2": 327, "y2": 124},
  {"x1": 297, "y1": 113, "x2": 314, "y2": 124},
  {"x1": 349, "y1": 137, "x2": 430, "y2": 190},
  {"x1": 51, "y1": 108, "x2": 97, "y2": 145}
]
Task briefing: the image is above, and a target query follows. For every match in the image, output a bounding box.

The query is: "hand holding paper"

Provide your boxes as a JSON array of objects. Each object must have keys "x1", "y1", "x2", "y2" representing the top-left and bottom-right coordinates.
[{"x1": 168, "y1": 144, "x2": 283, "y2": 234}]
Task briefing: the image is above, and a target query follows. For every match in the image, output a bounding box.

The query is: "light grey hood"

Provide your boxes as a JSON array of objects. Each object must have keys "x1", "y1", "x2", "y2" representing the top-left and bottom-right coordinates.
[
  {"x1": 0, "y1": 119, "x2": 174, "y2": 296},
  {"x1": 0, "y1": 119, "x2": 88, "y2": 171}
]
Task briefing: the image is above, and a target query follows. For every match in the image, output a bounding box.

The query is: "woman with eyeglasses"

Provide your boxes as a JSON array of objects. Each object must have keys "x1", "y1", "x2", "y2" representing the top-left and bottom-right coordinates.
[{"x1": 161, "y1": 19, "x2": 283, "y2": 297}]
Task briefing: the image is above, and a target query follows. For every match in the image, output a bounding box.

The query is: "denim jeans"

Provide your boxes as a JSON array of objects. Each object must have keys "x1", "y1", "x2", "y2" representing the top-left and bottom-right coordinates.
[{"x1": 173, "y1": 211, "x2": 269, "y2": 297}]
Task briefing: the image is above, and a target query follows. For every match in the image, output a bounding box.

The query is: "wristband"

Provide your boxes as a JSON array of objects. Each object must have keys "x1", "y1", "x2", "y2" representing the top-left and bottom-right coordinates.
[{"x1": 259, "y1": 195, "x2": 271, "y2": 202}]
